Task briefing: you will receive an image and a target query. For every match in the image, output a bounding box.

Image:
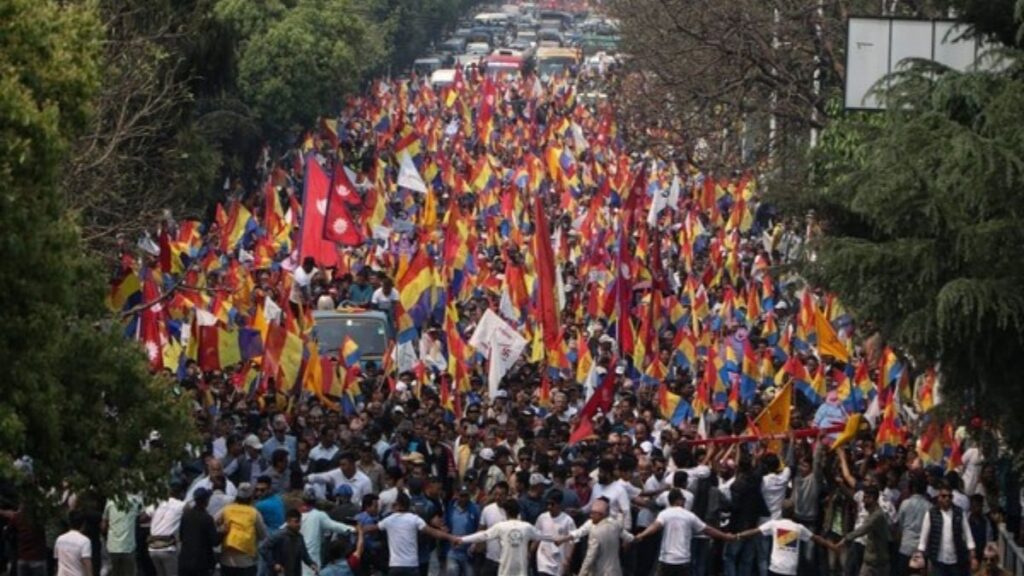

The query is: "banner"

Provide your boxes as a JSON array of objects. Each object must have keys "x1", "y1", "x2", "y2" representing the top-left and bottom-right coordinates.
[{"x1": 469, "y1": 309, "x2": 528, "y2": 396}]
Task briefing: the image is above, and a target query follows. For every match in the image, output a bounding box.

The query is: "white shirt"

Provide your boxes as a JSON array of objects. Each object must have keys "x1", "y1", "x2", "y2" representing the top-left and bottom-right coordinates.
[
  {"x1": 186, "y1": 477, "x2": 237, "y2": 503},
  {"x1": 379, "y1": 487, "x2": 408, "y2": 516},
  {"x1": 656, "y1": 489, "x2": 695, "y2": 512},
  {"x1": 379, "y1": 512, "x2": 426, "y2": 567},
  {"x1": 309, "y1": 443, "x2": 339, "y2": 463},
  {"x1": 952, "y1": 490, "x2": 970, "y2": 513},
  {"x1": 148, "y1": 497, "x2": 186, "y2": 550},
  {"x1": 584, "y1": 482, "x2": 632, "y2": 530},
  {"x1": 636, "y1": 475, "x2": 663, "y2": 528},
  {"x1": 289, "y1": 267, "x2": 317, "y2": 305},
  {"x1": 306, "y1": 468, "x2": 373, "y2": 504},
  {"x1": 761, "y1": 466, "x2": 792, "y2": 521},
  {"x1": 535, "y1": 512, "x2": 577, "y2": 576},
  {"x1": 655, "y1": 507, "x2": 707, "y2": 564},
  {"x1": 54, "y1": 530, "x2": 91, "y2": 576},
  {"x1": 462, "y1": 520, "x2": 553, "y2": 576},
  {"x1": 662, "y1": 465, "x2": 711, "y2": 494},
  {"x1": 479, "y1": 502, "x2": 508, "y2": 562},
  {"x1": 370, "y1": 288, "x2": 399, "y2": 310},
  {"x1": 917, "y1": 508, "x2": 976, "y2": 565},
  {"x1": 759, "y1": 519, "x2": 813, "y2": 576},
  {"x1": 961, "y1": 447, "x2": 983, "y2": 496}
]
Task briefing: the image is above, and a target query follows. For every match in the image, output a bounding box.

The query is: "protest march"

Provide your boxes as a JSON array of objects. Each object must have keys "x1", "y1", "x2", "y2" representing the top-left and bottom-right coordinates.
[{"x1": 4, "y1": 3, "x2": 1022, "y2": 576}]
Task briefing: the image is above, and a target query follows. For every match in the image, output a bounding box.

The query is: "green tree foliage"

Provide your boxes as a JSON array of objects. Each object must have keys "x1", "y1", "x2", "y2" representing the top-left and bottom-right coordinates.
[
  {"x1": 238, "y1": 0, "x2": 387, "y2": 135},
  {"x1": 0, "y1": 0, "x2": 195, "y2": 503},
  {"x1": 799, "y1": 51, "x2": 1024, "y2": 448}
]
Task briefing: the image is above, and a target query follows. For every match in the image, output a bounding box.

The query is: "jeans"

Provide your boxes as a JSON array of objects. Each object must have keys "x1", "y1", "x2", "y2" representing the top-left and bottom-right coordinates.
[
  {"x1": 17, "y1": 560, "x2": 47, "y2": 576},
  {"x1": 845, "y1": 543, "x2": 865, "y2": 576},
  {"x1": 724, "y1": 538, "x2": 757, "y2": 576},
  {"x1": 757, "y1": 535, "x2": 772, "y2": 576},
  {"x1": 109, "y1": 552, "x2": 137, "y2": 576},
  {"x1": 222, "y1": 567, "x2": 257, "y2": 576},
  {"x1": 634, "y1": 531, "x2": 661, "y2": 576},
  {"x1": 691, "y1": 539, "x2": 710, "y2": 576},
  {"x1": 446, "y1": 555, "x2": 473, "y2": 576},
  {"x1": 388, "y1": 568, "x2": 420, "y2": 576},
  {"x1": 148, "y1": 550, "x2": 178, "y2": 576}
]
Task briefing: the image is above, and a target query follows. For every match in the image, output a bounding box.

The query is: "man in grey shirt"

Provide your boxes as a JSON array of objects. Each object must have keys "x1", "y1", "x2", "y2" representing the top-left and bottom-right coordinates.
[
  {"x1": 896, "y1": 476, "x2": 932, "y2": 575},
  {"x1": 790, "y1": 434, "x2": 825, "y2": 575}
]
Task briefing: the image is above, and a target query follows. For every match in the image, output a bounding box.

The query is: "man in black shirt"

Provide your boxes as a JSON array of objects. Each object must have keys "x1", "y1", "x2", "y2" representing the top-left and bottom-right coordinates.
[{"x1": 178, "y1": 488, "x2": 220, "y2": 576}]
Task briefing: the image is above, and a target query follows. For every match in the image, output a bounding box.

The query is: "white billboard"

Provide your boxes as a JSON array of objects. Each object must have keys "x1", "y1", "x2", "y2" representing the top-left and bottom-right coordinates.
[{"x1": 845, "y1": 17, "x2": 982, "y2": 110}]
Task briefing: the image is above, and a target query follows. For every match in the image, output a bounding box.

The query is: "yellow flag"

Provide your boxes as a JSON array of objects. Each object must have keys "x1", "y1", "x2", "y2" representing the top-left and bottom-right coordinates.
[
  {"x1": 832, "y1": 414, "x2": 862, "y2": 451},
  {"x1": 815, "y1": 309, "x2": 850, "y2": 362},
  {"x1": 302, "y1": 342, "x2": 323, "y2": 397},
  {"x1": 752, "y1": 382, "x2": 792, "y2": 453}
]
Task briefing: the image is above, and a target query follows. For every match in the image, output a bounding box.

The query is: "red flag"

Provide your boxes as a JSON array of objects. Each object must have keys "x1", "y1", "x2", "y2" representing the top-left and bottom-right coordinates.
[
  {"x1": 568, "y1": 371, "x2": 616, "y2": 445},
  {"x1": 324, "y1": 166, "x2": 364, "y2": 246},
  {"x1": 298, "y1": 157, "x2": 338, "y2": 267},
  {"x1": 139, "y1": 275, "x2": 163, "y2": 371},
  {"x1": 533, "y1": 200, "x2": 560, "y2": 355}
]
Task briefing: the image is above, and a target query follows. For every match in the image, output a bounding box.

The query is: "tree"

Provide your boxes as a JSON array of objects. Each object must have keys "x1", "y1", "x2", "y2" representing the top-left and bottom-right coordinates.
[
  {"x1": 238, "y1": 0, "x2": 387, "y2": 135},
  {"x1": 608, "y1": 0, "x2": 947, "y2": 174},
  {"x1": 0, "y1": 0, "x2": 195, "y2": 503},
  {"x1": 797, "y1": 42, "x2": 1024, "y2": 449}
]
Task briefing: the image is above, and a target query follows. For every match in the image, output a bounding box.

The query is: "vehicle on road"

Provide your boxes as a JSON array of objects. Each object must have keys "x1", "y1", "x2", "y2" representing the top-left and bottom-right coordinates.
[
  {"x1": 430, "y1": 69, "x2": 458, "y2": 90},
  {"x1": 535, "y1": 46, "x2": 581, "y2": 78},
  {"x1": 312, "y1": 309, "x2": 391, "y2": 366},
  {"x1": 412, "y1": 57, "x2": 442, "y2": 77}
]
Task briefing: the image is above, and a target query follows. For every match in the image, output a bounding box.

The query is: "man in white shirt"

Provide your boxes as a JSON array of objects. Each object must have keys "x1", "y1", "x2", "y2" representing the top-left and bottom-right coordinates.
[
  {"x1": 378, "y1": 493, "x2": 456, "y2": 576},
  {"x1": 918, "y1": 485, "x2": 978, "y2": 575},
  {"x1": 309, "y1": 428, "x2": 340, "y2": 464},
  {"x1": 582, "y1": 460, "x2": 632, "y2": 530},
  {"x1": 147, "y1": 483, "x2": 187, "y2": 576},
  {"x1": 289, "y1": 257, "x2": 320, "y2": 309},
  {"x1": 534, "y1": 491, "x2": 577, "y2": 576},
  {"x1": 478, "y1": 482, "x2": 510, "y2": 576},
  {"x1": 633, "y1": 490, "x2": 733, "y2": 575},
  {"x1": 459, "y1": 499, "x2": 560, "y2": 576},
  {"x1": 370, "y1": 276, "x2": 399, "y2": 312},
  {"x1": 305, "y1": 452, "x2": 372, "y2": 505},
  {"x1": 186, "y1": 458, "x2": 237, "y2": 502},
  {"x1": 55, "y1": 512, "x2": 92, "y2": 576},
  {"x1": 735, "y1": 514, "x2": 833, "y2": 576},
  {"x1": 759, "y1": 452, "x2": 793, "y2": 576}
]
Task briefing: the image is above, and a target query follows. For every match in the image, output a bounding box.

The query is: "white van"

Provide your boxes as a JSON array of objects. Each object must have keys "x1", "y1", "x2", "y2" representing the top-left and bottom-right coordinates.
[{"x1": 430, "y1": 69, "x2": 457, "y2": 90}]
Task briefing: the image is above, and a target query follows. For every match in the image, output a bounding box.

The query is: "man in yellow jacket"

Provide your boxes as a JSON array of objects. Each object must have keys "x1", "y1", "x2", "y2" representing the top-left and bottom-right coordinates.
[{"x1": 217, "y1": 483, "x2": 269, "y2": 576}]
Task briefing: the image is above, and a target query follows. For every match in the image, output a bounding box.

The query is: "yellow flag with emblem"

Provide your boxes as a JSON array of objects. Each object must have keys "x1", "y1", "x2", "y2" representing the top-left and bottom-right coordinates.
[{"x1": 751, "y1": 381, "x2": 792, "y2": 453}]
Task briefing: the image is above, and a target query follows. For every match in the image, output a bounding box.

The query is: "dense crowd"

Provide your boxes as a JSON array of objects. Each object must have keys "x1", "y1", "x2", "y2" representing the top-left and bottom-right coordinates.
[{"x1": 3, "y1": 15, "x2": 1023, "y2": 576}]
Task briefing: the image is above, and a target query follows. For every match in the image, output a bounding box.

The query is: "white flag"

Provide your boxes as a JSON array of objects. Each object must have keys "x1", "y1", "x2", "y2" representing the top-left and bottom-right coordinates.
[
  {"x1": 263, "y1": 295, "x2": 282, "y2": 325},
  {"x1": 195, "y1": 308, "x2": 219, "y2": 327},
  {"x1": 667, "y1": 175, "x2": 681, "y2": 211},
  {"x1": 469, "y1": 309, "x2": 527, "y2": 396},
  {"x1": 396, "y1": 340, "x2": 419, "y2": 374},
  {"x1": 647, "y1": 183, "x2": 671, "y2": 227},
  {"x1": 397, "y1": 152, "x2": 428, "y2": 194}
]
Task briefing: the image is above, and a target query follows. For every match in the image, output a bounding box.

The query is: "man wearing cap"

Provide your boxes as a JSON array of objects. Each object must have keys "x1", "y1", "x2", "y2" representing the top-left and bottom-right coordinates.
[
  {"x1": 518, "y1": 474, "x2": 550, "y2": 525},
  {"x1": 534, "y1": 490, "x2": 577, "y2": 576},
  {"x1": 217, "y1": 482, "x2": 268, "y2": 576},
  {"x1": 230, "y1": 435, "x2": 268, "y2": 486},
  {"x1": 378, "y1": 493, "x2": 459, "y2": 576},
  {"x1": 299, "y1": 487, "x2": 355, "y2": 576},
  {"x1": 479, "y1": 448, "x2": 505, "y2": 494},
  {"x1": 444, "y1": 486, "x2": 481, "y2": 576}
]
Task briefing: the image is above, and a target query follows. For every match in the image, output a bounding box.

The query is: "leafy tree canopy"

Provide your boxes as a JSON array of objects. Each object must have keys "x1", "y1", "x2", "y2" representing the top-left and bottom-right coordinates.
[
  {"x1": 0, "y1": 0, "x2": 195, "y2": 505},
  {"x1": 238, "y1": 0, "x2": 387, "y2": 135},
  {"x1": 797, "y1": 47, "x2": 1024, "y2": 448}
]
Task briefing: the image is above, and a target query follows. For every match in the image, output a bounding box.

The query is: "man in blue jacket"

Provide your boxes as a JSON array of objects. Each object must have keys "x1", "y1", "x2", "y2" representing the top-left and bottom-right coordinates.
[{"x1": 444, "y1": 485, "x2": 481, "y2": 576}]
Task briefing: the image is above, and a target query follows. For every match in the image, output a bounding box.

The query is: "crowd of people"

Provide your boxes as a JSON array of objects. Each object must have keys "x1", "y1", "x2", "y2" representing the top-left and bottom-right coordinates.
[{"x1": 3, "y1": 8, "x2": 1024, "y2": 576}]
